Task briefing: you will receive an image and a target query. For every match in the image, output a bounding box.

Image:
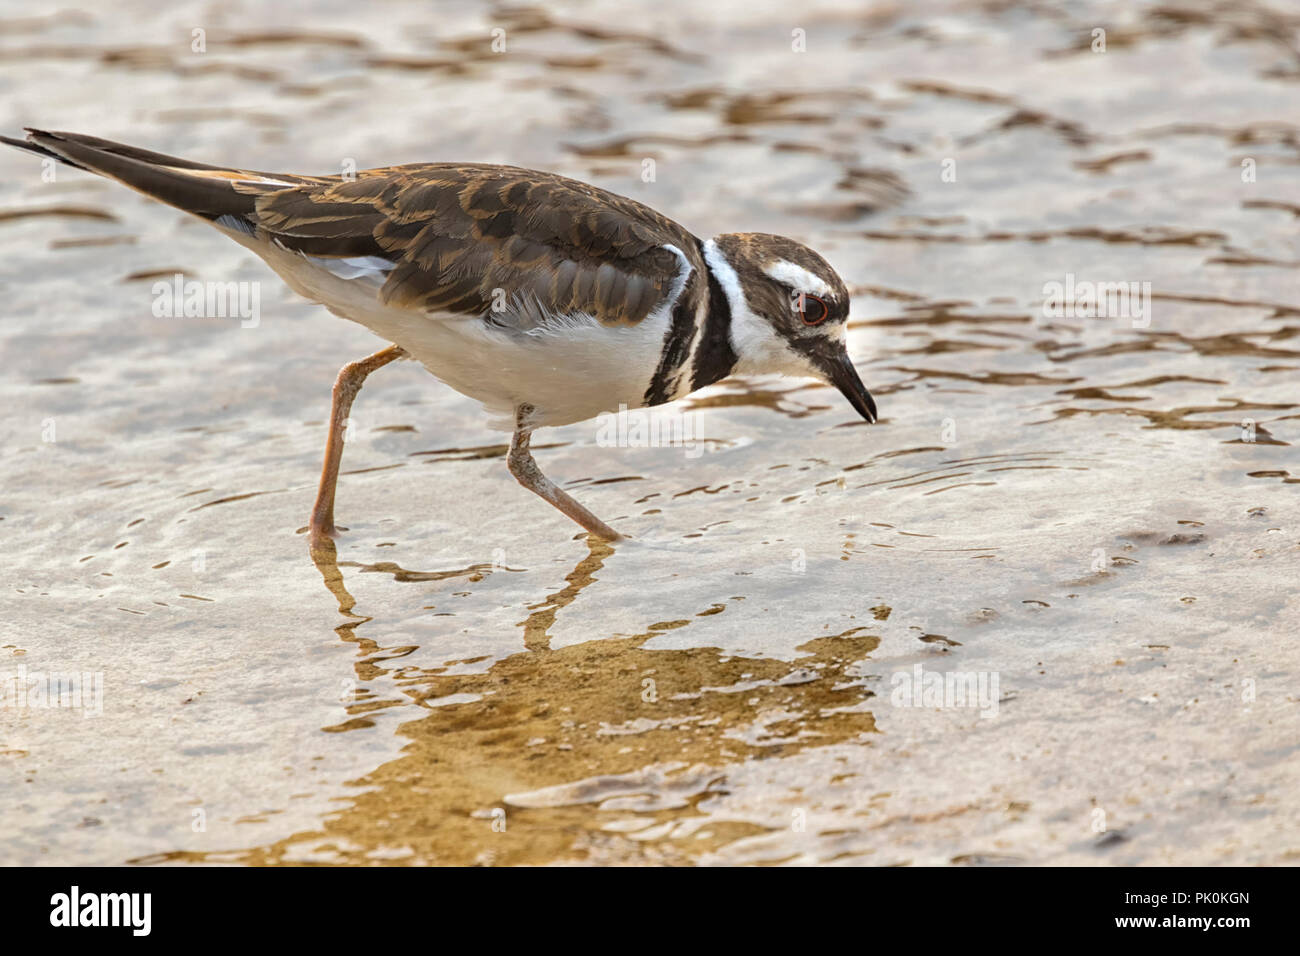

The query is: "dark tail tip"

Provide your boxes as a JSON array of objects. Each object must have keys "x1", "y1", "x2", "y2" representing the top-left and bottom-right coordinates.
[{"x1": 2, "y1": 129, "x2": 91, "y2": 171}]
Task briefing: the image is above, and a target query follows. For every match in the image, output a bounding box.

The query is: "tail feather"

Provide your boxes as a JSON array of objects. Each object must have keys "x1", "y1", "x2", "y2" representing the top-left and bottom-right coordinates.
[
  {"x1": 2, "y1": 128, "x2": 316, "y2": 222},
  {"x1": 0, "y1": 133, "x2": 92, "y2": 172}
]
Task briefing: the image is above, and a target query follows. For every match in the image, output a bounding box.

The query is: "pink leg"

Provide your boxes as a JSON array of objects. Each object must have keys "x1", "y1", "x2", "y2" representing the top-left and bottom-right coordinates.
[
  {"x1": 309, "y1": 345, "x2": 405, "y2": 549},
  {"x1": 507, "y1": 405, "x2": 624, "y2": 541}
]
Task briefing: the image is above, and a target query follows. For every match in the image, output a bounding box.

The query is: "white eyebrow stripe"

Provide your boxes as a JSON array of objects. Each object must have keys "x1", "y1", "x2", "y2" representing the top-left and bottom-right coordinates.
[{"x1": 763, "y1": 259, "x2": 832, "y2": 297}]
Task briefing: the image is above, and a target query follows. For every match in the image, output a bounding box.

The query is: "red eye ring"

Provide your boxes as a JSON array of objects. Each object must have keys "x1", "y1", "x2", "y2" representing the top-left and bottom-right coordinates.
[{"x1": 800, "y1": 294, "x2": 830, "y2": 326}]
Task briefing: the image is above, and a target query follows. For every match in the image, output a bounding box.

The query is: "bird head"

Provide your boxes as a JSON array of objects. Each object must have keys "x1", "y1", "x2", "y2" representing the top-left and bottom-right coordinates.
[{"x1": 704, "y1": 232, "x2": 877, "y2": 423}]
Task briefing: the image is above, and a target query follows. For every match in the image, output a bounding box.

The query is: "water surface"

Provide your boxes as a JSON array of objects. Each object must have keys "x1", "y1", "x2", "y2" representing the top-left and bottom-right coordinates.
[{"x1": 1, "y1": 0, "x2": 1297, "y2": 865}]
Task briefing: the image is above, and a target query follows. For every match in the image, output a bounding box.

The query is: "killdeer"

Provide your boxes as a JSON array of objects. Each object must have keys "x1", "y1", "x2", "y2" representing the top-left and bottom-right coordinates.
[{"x1": 4, "y1": 129, "x2": 877, "y2": 545}]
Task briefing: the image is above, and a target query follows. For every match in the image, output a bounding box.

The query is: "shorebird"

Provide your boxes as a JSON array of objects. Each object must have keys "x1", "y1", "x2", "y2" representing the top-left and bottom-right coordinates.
[{"x1": 4, "y1": 129, "x2": 877, "y2": 545}]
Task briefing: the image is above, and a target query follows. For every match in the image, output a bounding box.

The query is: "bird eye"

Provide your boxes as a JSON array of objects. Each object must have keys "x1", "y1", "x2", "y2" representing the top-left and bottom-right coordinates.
[{"x1": 799, "y1": 294, "x2": 830, "y2": 326}]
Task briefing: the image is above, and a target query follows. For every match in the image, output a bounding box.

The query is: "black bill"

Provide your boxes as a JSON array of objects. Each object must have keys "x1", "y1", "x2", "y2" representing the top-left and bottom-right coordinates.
[{"x1": 810, "y1": 345, "x2": 877, "y2": 423}]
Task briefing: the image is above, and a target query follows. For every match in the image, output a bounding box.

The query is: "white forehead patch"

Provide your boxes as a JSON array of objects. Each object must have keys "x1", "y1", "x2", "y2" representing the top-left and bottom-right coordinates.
[{"x1": 763, "y1": 259, "x2": 832, "y2": 297}]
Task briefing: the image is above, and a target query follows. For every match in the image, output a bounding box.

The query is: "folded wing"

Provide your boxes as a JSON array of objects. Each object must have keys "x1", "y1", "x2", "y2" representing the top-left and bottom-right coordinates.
[{"x1": 250, "y1": 164, "x2": 696, "y2": 326}]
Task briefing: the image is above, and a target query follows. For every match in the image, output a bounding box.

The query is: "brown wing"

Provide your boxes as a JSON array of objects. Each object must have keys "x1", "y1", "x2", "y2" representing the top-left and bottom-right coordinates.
[
  {"x1": 4, "y1": 130, "x2": 700, "y2": 327},
  {"x1": 243, "y1": 164, "x2": 699, "y2": 326}
]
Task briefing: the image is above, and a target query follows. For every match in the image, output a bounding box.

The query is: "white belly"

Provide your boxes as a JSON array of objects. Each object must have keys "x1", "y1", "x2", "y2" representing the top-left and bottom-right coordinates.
[
  {"x1": 243, "y1": 233, "x2": 669, "y2": 429},
  {"x1": 410, "y1": 317, "x2": 670, "y2": 429}
]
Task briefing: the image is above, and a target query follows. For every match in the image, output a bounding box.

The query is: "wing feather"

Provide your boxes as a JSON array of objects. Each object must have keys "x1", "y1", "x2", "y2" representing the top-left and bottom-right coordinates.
[{"x1": 249, "y1": 164, "x2": 700, "y2": 326}]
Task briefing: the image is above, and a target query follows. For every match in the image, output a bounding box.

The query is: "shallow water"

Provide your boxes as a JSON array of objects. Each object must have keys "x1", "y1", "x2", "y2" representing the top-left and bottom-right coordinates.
[{"x1": 1, "y1": 0, "x2": 1297, "y2": 865}]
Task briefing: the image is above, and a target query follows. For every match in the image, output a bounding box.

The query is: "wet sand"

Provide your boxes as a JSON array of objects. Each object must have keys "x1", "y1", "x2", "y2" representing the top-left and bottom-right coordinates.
[{"x1": 1, "y1": 0, "x2": 1298, "y2": 865}]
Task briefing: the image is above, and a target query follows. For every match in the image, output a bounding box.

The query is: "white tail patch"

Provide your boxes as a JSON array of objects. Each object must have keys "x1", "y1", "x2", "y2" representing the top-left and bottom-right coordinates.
[
  {"x1": 302, "y1": 254, "x2": 397, "y2": 282},
  {"x1": 214, "y1": 214, "x2": 256, "y2": 236}
]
